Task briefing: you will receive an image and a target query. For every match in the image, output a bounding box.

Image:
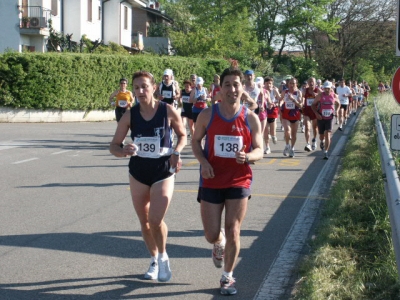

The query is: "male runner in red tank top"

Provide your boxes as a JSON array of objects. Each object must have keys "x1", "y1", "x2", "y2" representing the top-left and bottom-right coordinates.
[{"x1": 191, "y1": 67, "x2": 263, "y2": 295}]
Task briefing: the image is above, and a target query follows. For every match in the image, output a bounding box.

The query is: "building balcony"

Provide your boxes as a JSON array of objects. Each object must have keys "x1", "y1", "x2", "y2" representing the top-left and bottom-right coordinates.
[{"x1": 19, "y1": 6, "x2": 51, "y2": 36}]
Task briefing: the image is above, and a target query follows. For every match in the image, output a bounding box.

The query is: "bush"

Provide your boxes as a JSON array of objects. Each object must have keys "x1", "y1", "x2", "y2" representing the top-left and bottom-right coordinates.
[{"x1": 0, "y1": 53, "x2": 229, "y2": 110}]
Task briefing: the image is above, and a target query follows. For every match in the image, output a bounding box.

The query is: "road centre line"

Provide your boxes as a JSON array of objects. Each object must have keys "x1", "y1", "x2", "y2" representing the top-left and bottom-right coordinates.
[{"x1": 12, "y1": 158, "x2": 39, "y2": 164}]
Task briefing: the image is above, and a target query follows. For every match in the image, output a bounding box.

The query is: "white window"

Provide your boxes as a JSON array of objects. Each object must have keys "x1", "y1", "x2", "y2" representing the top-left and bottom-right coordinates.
[
  {"x1": 88, "y1": 0, "x2": 92, "y2": 22},
  {"x1": 124, "y1": 6, "x2": 128, "y2": 30},
  {"x1": 51, "y1": 0, "x2": 58, "y2": 16}
]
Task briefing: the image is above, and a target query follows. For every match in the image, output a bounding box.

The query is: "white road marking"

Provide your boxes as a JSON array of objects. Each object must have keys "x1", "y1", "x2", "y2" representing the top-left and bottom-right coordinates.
[
  {"x1": 12, "y1": 158, "x2": 39, "y2": 164},
  {"x1": 254, "y1": 114, "x2": 355, "y2": 299},
  {"x1": 51, "y1": 150, "x2": 72, "y2": 155}
]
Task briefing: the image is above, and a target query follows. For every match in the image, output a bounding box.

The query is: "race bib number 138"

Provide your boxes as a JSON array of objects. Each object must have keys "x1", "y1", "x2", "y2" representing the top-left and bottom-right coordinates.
[{"x1": 214, "y1": 135, "x2": 243, "y2": 158}]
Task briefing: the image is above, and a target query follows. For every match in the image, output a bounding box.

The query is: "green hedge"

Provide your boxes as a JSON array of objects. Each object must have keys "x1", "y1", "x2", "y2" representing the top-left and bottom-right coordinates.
[{"x1": 0, "y1": 53, "x2": 229, "y2": 110}]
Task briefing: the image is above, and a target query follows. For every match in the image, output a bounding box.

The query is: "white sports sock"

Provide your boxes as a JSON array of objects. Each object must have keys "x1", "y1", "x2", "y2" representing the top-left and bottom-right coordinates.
[
  {"x1": 223, "y1": 271, "x2": 233, "y2": 278},
  {"x1": 158, "y1": 252, "x2": 168, "y2": 261}
]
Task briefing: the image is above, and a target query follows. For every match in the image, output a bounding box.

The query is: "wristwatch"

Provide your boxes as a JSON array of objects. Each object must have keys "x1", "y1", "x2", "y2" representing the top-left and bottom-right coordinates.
[
  {"x1": 172, "y1": 150, "x2": 180, "y2": 156},
  {"x1": 245, "y1": 154, "x2": 249, "y2": 163}
]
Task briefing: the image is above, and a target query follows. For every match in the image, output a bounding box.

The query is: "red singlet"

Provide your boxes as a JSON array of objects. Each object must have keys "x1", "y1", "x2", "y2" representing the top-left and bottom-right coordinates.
[{"x1": 201, "y1": 104, "x2": 253, "y2": 189}]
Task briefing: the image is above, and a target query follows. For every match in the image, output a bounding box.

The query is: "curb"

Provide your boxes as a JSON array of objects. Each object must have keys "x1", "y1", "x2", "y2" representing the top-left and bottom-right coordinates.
[{"x1": 0, "y1": 107, "x2": 115, "y2": 123}]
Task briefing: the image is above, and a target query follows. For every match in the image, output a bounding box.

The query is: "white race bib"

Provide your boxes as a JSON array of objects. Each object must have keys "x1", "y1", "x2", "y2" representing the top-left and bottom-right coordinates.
[
  {"x1": 285, "y1": 100, "x2": 295, "y2": 110},
  {"x1": 250, "y1": 91, "x2": 258, "y2": 100},
  {"x1": 307, "y1": 98, "x2": 314, "y2": 106},
  {"x1": 322, "y1": 109, "x2": 332, "y2": 117},
  {"x1": 133, "y1": 137, "x2": 160, "y2": 158},
  {"x1": 118, "y1": 100, "x2": 127, "y2": 108},
  {"x1": 162, "y1": 90, "x2": 172, "y2": 98},
  {"x1": 182, "y1": 96, "x2": 190, "y2": 103},
  {"x1": 214, "y1": 135, "x2": 243, "y2": 158}
]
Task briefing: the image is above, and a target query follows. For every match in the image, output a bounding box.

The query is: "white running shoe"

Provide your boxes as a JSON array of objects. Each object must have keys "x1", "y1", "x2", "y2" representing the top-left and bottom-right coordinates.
[
  {"x1": 289, "y1": 149, "x2": 295, "y2": 157},
  {"x1": 144, "y1": 260, "x2": 158, "y2": 280},
  {"x1": 283, "y1": 144, "x2": 290, "y2": 156},
  {"x1": 264, "y1": 147, "x2": 271, "y2": 154},
  {"x1": 311, "y1": 138, "x2": 317, "y2": 150},
  {"x1": 323, "y1": 152, "x2": 329, "y2": 160},
  {"x1": 212, "y1": 229, "x2": 226, "y2": 268},
  {"x1": 304, "y1": 144, "x2": 312, "y2": 152},
  {"x1": 272, "y1": 136, "x2": 277, "y2": 144},
  {"x1": 220, "y1": 275, "x2": 237, "y2": 295},
  {"x1": 158, "y1": 257, "x2": 172, "y2": 282}
]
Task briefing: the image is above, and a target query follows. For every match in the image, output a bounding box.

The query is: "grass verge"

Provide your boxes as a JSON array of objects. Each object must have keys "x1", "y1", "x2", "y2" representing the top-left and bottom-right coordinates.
[{"x1": 292, "y1": 99, "x2": 400, "y2": 299}]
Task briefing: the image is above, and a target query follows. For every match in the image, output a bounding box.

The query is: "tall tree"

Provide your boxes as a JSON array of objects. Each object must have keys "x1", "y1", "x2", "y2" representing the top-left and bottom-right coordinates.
[
  {"x1": 250, "y1": 0, "x2": 337, "y2": 60},
  {"x1": 314, "y1": 0, "x2": 396, "y2": 79}
]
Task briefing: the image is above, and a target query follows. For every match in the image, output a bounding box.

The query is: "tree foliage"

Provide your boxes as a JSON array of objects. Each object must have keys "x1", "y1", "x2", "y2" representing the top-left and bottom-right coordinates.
[
  {"x1": 159, "y1": 0, "x2": 397, "y2": 81},
  {"x1": 314, "y1": 0, "x2": 396, "y2": 79},
  {"x1": 161, "y1": 0, "x2": 261, "y2": 70}
]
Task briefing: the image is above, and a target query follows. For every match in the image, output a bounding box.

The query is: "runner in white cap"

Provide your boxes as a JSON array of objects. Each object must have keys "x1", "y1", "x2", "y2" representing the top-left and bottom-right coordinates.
[
  {"x1": 190, "y1": 76, "x2": 209, "y2": 124},
  {"x1": 336, "y1": 79, "x2": 352, "y2": 131},
  {"x1": 311, "y1": 81, "x2": 340, "y2": 159},
  {"x1": 158, "y1": 69, "x2": 180, "y2": 107}
]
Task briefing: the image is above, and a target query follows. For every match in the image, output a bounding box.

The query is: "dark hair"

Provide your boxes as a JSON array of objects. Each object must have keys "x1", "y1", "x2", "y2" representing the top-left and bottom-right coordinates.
[
  {"x1": 264, "y1": 76, "x2": 274, "y2": 83},
  {"x1": 220, "y1": 67, "x2": 243, "y2": 85},
  {"x1": 183, "y1": 80, "x2": 191, "y2": 85},
  {"x1": 120, "y1": 78, "x2": 128, "y2": 83},
  {"x1": 132, "y1": 71, "x2": 155, "y2": 85}
]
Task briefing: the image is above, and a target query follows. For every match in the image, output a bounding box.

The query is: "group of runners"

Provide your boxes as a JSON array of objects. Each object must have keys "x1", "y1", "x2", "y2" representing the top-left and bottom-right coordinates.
[{"x1": 107, "y1": 68, "x2": 366, "y2": 296}]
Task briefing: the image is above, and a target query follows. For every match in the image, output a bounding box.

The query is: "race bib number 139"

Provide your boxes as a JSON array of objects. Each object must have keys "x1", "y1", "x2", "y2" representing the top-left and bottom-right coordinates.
[
  {"x1": 214, "y1": 135, "x2": 243, "y2": 158},
  {"x1": 134, "y1": 137, "x2": 160, "y2": 158}
]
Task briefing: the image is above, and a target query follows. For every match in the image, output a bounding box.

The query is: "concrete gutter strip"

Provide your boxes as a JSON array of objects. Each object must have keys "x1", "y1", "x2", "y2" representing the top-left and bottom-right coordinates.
[{"x1": 0, "y1": 107, "x2": 116, "y2": 123}]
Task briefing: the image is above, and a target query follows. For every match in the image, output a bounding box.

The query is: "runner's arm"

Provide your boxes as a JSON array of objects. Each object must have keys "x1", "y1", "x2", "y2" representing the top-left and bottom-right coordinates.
[
  {"x1": 311, "y1": 94, "x2": 322, "y2": 120},
  {"x1": 109, "y1": 90, "x2": 118, "y2": 105},
  {"x1": 109, "y1": 112, "x2": 132, "y2": 157},
  {"x1": 244, "y1": 111, "x2": 263, "y2": 163},
  {"x1": 168, "y1": 105, "x2": 187, "y2": 173},
  {"x1": 241, "y1": 91, "x2": 258, "y2": 110},
  {"x1": 191, "y1": 108, "x2": 215, "y2": 179}
]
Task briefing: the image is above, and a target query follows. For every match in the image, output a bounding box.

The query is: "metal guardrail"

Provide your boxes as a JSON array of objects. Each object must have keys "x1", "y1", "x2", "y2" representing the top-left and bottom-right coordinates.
[{"x1": 374, "y1": 100, "x2": 400, "y2": 278}]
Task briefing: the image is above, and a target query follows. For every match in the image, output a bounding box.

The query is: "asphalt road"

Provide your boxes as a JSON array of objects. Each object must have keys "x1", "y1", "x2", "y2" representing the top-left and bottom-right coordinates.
[{"x1": 0, "y1": 113, "x2": 358, "y2": 300}]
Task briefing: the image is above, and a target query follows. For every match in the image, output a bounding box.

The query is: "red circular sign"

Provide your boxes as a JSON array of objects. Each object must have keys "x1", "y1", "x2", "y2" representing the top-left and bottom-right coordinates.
[{"x1": 392, "y1": 66, "x2": 400, "y2": 105}]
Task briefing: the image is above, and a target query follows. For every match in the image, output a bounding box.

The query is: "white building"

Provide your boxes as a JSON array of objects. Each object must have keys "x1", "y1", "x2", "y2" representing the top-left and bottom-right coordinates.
[{"x1": 0, "y1": 0, "x2": 171, "y2": 54}]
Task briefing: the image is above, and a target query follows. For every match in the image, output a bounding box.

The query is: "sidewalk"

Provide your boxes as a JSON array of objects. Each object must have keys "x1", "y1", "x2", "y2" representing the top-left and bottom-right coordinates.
[
  {"x1": 0, "y1": 107, "x2": 115, "y2": 123},
  {"x1": 0, "y1": 107, "x2": 183, "y2": 123}
]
